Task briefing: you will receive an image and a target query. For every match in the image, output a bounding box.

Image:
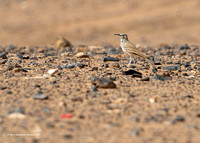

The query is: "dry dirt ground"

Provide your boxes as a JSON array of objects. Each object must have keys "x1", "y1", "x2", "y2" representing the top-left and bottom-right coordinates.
[
  {"x1": 0, "y1": 0, "x2": 200, "y2": 46},
  {"x1": 0, "y1": 43, "x2": 200, "y2": 143},
  {"x1": 0, "y1": 1, "x2": 200, "y2": 143}
]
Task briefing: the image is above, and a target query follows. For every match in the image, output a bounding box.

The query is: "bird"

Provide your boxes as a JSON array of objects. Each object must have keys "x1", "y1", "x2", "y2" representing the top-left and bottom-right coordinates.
[{"x1": 114, "y1": 33, "x2": 154, "y2": 67}]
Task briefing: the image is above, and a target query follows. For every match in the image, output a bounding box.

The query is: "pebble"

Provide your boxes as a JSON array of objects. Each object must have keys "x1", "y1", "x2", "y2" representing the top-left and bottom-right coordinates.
[
  {"x1": 107, "y1": 47, "x2": 120, "y2": 55},
  {"x1": 91, "y1": 67, "x2": 98, "y2": 71},
  {"x1": 171, "y1": 115, "x2": 185, "y2": 124},
  {"x1": 61, "y1": 114, "x2": 73, "y2": 119},
  {"x1": 184, "y1": 62, "x2": 191, "y2": 68},
  {"x1": 55, "y1": 36, "x2": 72, "y2": 48},
  {"x1": 33, "y1": 92, "x2": 49, "y2": 100},
  {"x1": 48, "y1": 69, "x2": 58, "y2": 76},
  {"x1": 182, "y1": 73, "x2": 189, "y2": 76},
  {"x1": 130, "y1": 129, "x2": 139, "y2": 137},
  {"x1": 13, "y1": 68, "x2": 20, "y2": 73},
  {"x1": 122, "y1": 69, "x2": 142, "y2": 78},
  {"x1": 75, "y1": 52, "x2": 89, "y2": 58},
  {"x1": 46, "y1": 122, "x2": 55, "y2": 128},
  {"x1": 152, "y1": 68, "x2": 158, "y2": 72},
  {"x1": 0, "y1": 59, "x2": 7, "y2": 64},
  {"x1": 8, "y1": 113, "x2": 26, "y2": 119},
  {"x1": 110, "y1": 63, "x2": 120, "y2": 68},
  {"x1": 149, "y1": 96, "x2": 158, "y2": 103},
  {"x1": 0, "y1": 53, "x2": 7, "y2": 59},
  {"x1": 57, "y1": 65, "x2": 63, "y2": 70},
  {"x1": 153, "y1": 74, "x2": 172, "y2": 81},
  {"x1": 90, "y1": 85, "x2": 98, "y2": 92},
  {"x1": 139, "y1": 77, "x2": 150, "y2": 81},
  {"x1": 63, "y1": 134, "x2": 73, "y2": 139},
  {"x1": 6, "y1": 63, "x2": 22, "y2": 71},
  {"x1": 20, "y1": 68, "x2": 28, "y2": 72},
  {"x1": 8, "y1": 44, "x2": 15, "y2": 51},
  {"x1": 179, "y1": 44, "x2": 190, "y2": 50},
  {"x1": 103, "y1": 56, "x2": 119, "y2": 62},
  {"x1": 63, "y1": 63, "x2": 77, "y2": 69},
  {"x1": 89, "y1": 76, "x2": 116, "y2": 88},
  {"x1": 163, "y1": 65, "x2": 180, "y2": 71}
]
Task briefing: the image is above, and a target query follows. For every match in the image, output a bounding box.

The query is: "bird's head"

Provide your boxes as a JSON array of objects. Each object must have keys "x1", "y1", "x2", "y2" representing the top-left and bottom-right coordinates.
[{"x1": 114, "y1": 33, "x2": 128, "y2": 40}]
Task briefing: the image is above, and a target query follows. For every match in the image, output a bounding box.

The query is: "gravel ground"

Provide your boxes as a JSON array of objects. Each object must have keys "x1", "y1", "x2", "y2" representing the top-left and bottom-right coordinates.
[{"x1": 0, "y1": 43, "x2": 199, "y2": 143}]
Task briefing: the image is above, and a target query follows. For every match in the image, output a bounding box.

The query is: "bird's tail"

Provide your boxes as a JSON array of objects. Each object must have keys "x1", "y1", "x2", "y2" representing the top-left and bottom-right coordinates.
[{"x1": 131, "y1": 52, "x2": 155, "y2": 66}]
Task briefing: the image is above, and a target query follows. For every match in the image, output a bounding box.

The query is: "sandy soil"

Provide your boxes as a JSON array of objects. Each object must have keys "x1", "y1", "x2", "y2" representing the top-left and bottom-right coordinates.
[
  {"x1": 0, "y1": 42, "x2": 200, "y2": 143},
  {"x1": 0, "y1": 0, "x2": 200, "y2": 46},
  {"x1": 0, "y1": 1, "x2": 200, "y2": 143}
]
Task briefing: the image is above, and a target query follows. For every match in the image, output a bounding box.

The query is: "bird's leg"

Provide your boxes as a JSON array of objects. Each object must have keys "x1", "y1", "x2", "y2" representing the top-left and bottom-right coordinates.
[
  {"x1": 128, "y1": 56, "x2": 132, "y2": 67},
  {"x1": 132, "y1": 58, "x2": 135, "y2": 64}
]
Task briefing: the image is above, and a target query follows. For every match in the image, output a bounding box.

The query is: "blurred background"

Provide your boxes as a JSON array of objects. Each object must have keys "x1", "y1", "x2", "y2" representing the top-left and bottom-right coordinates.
[{"x1": 0, "y1": 0, "x2": 200, "y2": 47}]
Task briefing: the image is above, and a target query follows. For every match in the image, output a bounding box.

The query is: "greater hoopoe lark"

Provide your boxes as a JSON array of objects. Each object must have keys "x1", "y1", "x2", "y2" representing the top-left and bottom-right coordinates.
[{"x1": 114, "y1": 33, "x2": 154, "y2": 67}]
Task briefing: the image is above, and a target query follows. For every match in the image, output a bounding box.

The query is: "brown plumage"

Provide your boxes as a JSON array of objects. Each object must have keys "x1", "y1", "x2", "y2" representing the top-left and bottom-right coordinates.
[{"x1": 114, "y1": 34, "x2": 154, "y2": 67}]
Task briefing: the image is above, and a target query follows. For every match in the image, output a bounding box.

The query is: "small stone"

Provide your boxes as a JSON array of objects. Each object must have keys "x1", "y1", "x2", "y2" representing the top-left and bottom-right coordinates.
[
  {"x1": 166, "y1": 51, "x2": 174, "y2": 56},
  {"x1": 13, "y1": 68, "x2": 20, "y2": 73},
  {"x1": 152, "y1": 68, "x2": 158, "y2": 72},
  {"x1": 171, "y1": 115, "x2": 185, "y2": 124},
  {"x1": 48, "y1": 69, "x2": 58, "y2": 76},
  {"x1": 103, "y1": 56, "x2": 119, "y2": 62},
  {"x1": 6, "y1": 63, "x2": 22, "y2": 71},
  {"x1": 110, "y1": 63, "x2": 120, "y2": 68},
  {"x1": 115, "y1": 98, "x2": 127, "y2": 104},
  {"x1": 155, "y1": 62, "x2": 162, "y2": 65},
  {"x1": 37, "y1": 48, "x2": 45, "y2": 53},
  {"x1": 8, "y1": 44, "x2": 15, "y2": 51},
  {"x1": 166, "y1": 62, "x2": 173, "y2": 64},
  {"x1": 0, "y1": 59, "x2": 7, "y2": 64},
  {"x1": 43, "y1": 74, "x2": 51, "y2": 78},
  {"x1": 57, "y1": 65, "x2": 62, "y2": 70},
  {"x1": 139, "y1": 77, "x2": 150, "y2": 81},
  {"x1": 6, "y1": 91, "x2": 12, "y2": 94},
  {"x1": 8, "y1": 113, "x2": 26, "y2": 119},
  {"x1": 42, "y1": 107, "x2": 51, "y2": 112},
  {"x1": 55, "y1": 36, "x2": 72, "y2": 48},
  {"x1": 90, "y1": 85, "x2": 98, "y2": 92},
  {"x1": 122, "y1": 70, "x2": 142, "y2": 78},
  {"x1": 71, "y1": 97, "x2": 83, "y2": 102},
  {"x1": 149, "y1": 96, "x2": 158, "y2": 103},
  {"x1": 89, "y1": 76, "x2": 116, "y2": 88},
  {"x1": 63, "y1": 63, "x2": 77, "y2": 69},
  {"x1": 180, "y1": 50, "x2": 186, "y2": 56},
  {"x1": 20, "y1": 68, "x2": 28, "y2": 72},
  {"x1": 163, "y1": 65, "x2": 180, "y2": 71},
  {"x1": 131, "y1": 129, "x2": 139, "y2": 137},
  {"x1": 63, "y1": 134, "x2": 73, "y2": 139},
  {"x1": 46, "y1": 122, "x2": 55, "y2": 128},
  {"x1": 91, "y1": 67, "x2": 98, "y2": 71},
  {"x1": 194, "y1": 80, "x2": 200, "y2": 85},
  {"x1": 184, "y1": 62, "x2": 191, "y2": 68},
  {"x1": 33, "y1": 92, "x2": 48, "y2": 100},
  {"x1": 21, "y1": 55, "x2": 30, "y2": 59},
  {"x1": 153, "y1": 74, "x2": 172, "y2": 81},
  {"x1": 0, "y1": 53, "x2": 7, "y2": 59},
  {"x1": 179, "y1": 44, "x2": 190, "y2": 50},
  {"x1": 107, "y1": 47, "x2": 120, "y2": 55},
  {"x1": 77, "y1": 63, "x2": 86, "y2": 69},
  {"x1": 75, "y1": 52, "x2": 89, "y2": 58},
  {"x1": 182, "y1": 73, "x2": 189, "y2": 76}
]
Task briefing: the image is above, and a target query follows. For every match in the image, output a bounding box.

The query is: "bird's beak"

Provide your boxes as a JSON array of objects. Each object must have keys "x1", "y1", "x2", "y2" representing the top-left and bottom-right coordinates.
[{"x1": 114, "y1": 34, "x2": 121, "y2": 36}]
